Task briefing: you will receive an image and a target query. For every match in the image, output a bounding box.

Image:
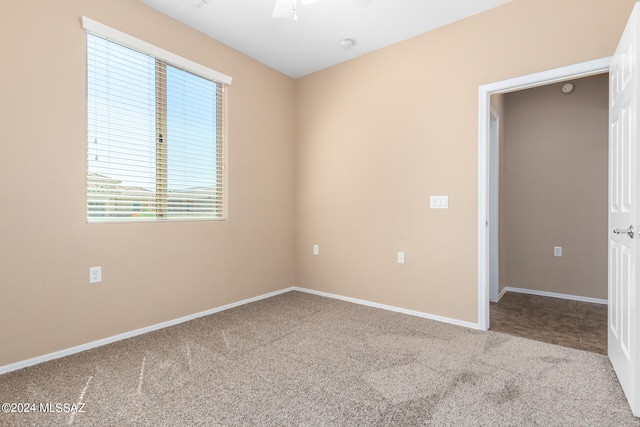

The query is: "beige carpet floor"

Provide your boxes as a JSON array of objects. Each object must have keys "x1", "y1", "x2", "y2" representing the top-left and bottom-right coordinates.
[{"x1": 0, "y1": 291, "x2": 638, "y2": 426}]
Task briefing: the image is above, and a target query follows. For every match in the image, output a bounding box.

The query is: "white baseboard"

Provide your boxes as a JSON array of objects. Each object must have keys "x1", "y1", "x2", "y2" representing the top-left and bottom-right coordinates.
[
  {"x1": 0, "y1": 287, "x2": 296, "y2": 375},
  {"x1": 496, "y1": 287, "x2": 508, "y2": 302},
  {"x1": 489, "y1": 287, "x2": 508, "y2": 303},
  {"x1": 505, "y1": 286, "x2": 608, "y2": 305},
  {"x1": 293, "y1": 287, "x2": 481, "y2": 330},
  {"x1": 2, "y1": 286, "x2": 486, "y2": 375}
]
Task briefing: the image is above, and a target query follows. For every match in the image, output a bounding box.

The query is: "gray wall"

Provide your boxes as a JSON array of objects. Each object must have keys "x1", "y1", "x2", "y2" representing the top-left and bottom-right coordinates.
[{"x1": 502, "y1": 73, "x2": 609, "y2": 300}]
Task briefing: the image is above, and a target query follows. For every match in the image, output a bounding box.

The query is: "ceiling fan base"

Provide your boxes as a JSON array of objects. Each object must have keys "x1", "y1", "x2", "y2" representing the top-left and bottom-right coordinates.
[{"x1": 272, "y1": 0, "x2": 372, "y2": 19}]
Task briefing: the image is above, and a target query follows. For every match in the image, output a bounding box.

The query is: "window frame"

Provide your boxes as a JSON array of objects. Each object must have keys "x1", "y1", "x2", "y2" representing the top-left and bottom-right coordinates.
[{"x1": 83, "y1": 17, "x2": 232, "y2": 223}]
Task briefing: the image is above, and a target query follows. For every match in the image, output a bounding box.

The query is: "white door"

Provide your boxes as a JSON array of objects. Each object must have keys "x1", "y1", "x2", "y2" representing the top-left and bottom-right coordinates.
[{"x1": 609, "y1": 2, "x2": 640, "y2": 417}]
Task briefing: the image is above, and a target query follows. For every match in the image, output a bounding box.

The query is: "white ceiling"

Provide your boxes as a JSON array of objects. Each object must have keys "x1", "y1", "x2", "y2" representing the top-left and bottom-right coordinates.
[{"x1": 139, "y1": 0, "x2": 513, "y2": 79}]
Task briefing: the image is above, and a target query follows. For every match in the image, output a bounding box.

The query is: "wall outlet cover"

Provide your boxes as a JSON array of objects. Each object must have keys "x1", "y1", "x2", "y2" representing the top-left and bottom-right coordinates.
[{"x1": 89, "y1": 266, "x2": 102, "y2": 284}]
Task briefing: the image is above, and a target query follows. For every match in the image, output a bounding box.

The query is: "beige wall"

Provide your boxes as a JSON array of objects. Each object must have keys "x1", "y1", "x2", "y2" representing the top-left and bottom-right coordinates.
[
  {"x1": 294, "y1": 0, "x2": 633, "y2": 322},
  {"x1": 0, "y1": 0, "x2": 296, "y2": 366},
  {"x1": 502, "y1": 74, "x2": 609, "y2": 299}
]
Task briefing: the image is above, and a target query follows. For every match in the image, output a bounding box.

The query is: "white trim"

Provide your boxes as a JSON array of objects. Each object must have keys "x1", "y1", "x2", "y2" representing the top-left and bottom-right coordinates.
[
  {"x1": 505, "y1": 286, "x2": 608, "y2": 305},
  {"x1": 293, "y1": 287, "x2": 481, "y2": 330},
  {"x1": 497, "y1": 286, "x2": 508, "y2": 302},
  {"x1": 478, "y1": 57, "x2": 611, "y2": 331},
  {"x1": 479, "y1": 57, "x2": 611, "y2": 96},
  {"x1": 81, "y1": 17, "x2": 232, "y2": 86},
  {"x1": 488, "y1": 107, "x2": 500, "y2": 303},
  {"x1": 0, "y1": 287, "x2": 294, "y2": 375}
]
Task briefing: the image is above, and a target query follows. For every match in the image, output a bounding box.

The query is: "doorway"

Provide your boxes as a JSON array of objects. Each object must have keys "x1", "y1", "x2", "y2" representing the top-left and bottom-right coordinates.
[
  {"x1": 484, "y1": 72, "x2": 610, "y2": 353},
  {"x1": 477, "y1": 57, "x2": 611, "y2": 331}
]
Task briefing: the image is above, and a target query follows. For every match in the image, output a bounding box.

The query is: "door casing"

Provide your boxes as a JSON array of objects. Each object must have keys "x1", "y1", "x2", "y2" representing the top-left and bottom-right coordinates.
[{"x1": 489, "y1": 109, "x2": 500, "y2": 303}]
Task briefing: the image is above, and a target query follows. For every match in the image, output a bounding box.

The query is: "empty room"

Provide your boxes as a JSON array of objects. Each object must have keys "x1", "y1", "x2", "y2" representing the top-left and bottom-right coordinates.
[{"x1": 1, "y1": 0, "x2": 640, "y2": 425}]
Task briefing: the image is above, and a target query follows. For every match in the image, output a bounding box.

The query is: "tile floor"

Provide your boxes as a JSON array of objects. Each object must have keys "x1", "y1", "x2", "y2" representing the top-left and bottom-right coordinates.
[{"x1": 490, "y1": 291, "x2": 608, "y2": 354}]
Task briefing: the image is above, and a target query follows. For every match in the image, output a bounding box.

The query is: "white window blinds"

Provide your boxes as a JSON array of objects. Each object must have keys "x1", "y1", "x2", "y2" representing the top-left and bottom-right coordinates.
[{"x1": 84, "y1": 18, "x2": 231, "y2": 222}]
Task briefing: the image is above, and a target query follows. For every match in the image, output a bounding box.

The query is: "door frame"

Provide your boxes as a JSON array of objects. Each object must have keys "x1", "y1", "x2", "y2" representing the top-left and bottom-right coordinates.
[
  {"x1": 489, "y1": 108, "x2": 500, "y2": 303},
  {"x1": 477, "y1": 57, "x2": 611, "y2": 330}
]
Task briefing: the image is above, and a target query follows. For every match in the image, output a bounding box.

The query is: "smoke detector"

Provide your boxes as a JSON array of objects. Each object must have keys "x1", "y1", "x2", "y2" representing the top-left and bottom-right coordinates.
[
  {"x1": 561, "y1": 82, "x2": 575, "y2": 94},
  {"x1": 340, "y1": 39, "x2": 355, "y2": 50}
]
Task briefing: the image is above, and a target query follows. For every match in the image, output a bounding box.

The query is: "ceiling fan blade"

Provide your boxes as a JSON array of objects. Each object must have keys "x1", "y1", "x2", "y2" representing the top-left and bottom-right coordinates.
[
  {"x1": 353, "y1": 0, "x2": 372, "y2": 7},
  {"x1": 273, "y1": 0, "x2": 294, "y2": 18}
]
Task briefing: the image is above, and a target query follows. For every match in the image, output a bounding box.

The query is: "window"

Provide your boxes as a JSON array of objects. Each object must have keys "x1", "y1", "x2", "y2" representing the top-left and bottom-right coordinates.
[{"x1": 83, "y1": 18, "x2": 231, "y2": 222}]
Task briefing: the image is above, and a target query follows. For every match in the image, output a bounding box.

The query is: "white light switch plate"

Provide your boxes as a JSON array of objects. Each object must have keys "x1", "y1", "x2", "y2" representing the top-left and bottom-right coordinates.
[
  {"x1": 397, "y1": 251, "x2": 405, "y2": 264},
  {"x1": 554, "y1": 246, "x2": 562, "y2": 257},
  {"x1": 313, "y1": 245, "x2": 319, "y2": 255},
  {"x1": 430, "y1": 196, "x2": 448, "y2": 209}
]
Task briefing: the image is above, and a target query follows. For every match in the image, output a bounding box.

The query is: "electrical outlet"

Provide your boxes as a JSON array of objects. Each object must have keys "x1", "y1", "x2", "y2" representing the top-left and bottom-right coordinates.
[
  {"x1": 89, "y1": 266, "x2": 102, "y2": 284},
  {"x1": 554, "y1": 247, "x2": 562, "y2": 257}
]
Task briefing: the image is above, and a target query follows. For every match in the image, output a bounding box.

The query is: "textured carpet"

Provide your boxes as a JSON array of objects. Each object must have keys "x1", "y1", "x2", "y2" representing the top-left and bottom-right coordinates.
[{"x1": 0, "y1": 291, "x2": 638, "y2": 426}]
